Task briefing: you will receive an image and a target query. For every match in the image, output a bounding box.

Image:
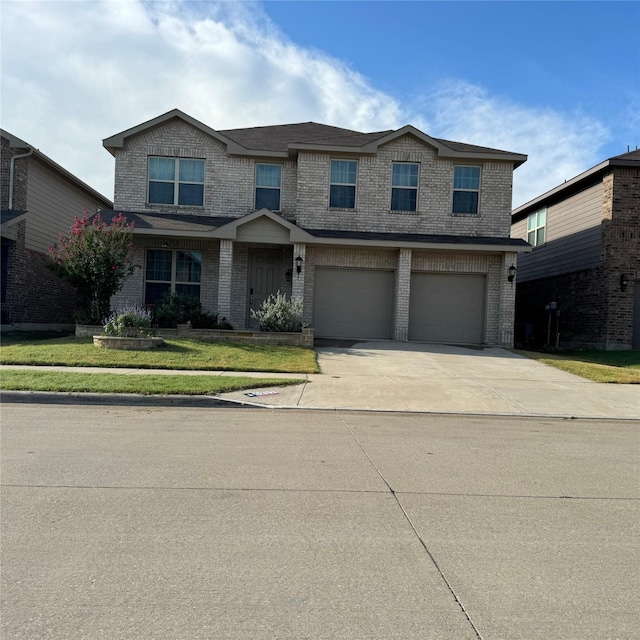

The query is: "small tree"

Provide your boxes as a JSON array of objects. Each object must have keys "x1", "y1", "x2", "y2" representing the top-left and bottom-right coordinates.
[{"x1": 48, "y1": 210, "x2": 135, "y2": 323}]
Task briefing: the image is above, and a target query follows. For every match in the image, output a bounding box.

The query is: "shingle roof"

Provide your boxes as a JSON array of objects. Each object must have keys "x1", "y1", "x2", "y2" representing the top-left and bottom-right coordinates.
[
  {"x1": 99, "y1": 211, "x2": 235, "y2": 232},
  {"x1": 609, "y1": 149, "x2": 640, "y2": 161},
  {"x1": 219, "y1": 122, "x2": 517, "y2": 156},
  {"x1": 219, "y1": 122, "x2": 391, "y2": 152},
  {"x1": 304, "y1": 228, "x2": 530, "y2": 247}
]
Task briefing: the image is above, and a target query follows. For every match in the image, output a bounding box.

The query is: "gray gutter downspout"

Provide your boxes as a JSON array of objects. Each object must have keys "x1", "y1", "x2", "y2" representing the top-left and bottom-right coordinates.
[{"x1": 8, "y1": 148, "x2": 33, "y2": 209}]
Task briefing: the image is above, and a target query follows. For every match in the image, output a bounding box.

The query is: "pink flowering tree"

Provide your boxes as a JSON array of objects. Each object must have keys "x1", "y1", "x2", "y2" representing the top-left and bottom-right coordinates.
[{"x1": 49, "y1": 210, "x2": 135, "y2": 323}]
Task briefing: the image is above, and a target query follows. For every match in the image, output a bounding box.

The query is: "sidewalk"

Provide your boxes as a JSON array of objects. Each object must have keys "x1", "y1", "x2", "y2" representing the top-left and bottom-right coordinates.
[{"x1": 3, "y1": 342, "x2": 638, "y2": 419}]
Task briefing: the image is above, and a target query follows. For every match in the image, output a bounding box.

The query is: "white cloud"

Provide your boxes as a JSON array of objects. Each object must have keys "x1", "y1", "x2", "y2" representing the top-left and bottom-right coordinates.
[
  {"x1": 1, "y1": 0, "x2": 610, "y2": 208},
  {"x1": 415, "y1": 81, "x2": 609, "y2": 206}
]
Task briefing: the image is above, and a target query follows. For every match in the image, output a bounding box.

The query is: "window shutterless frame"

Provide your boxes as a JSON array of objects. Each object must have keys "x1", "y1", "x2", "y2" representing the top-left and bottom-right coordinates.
[
  {"x1": 391, "y1": 162, "x2": 419, "y2": 212},
  {"x1": 527, "y1": 209, "x2": 546, "y2": 246},
  {"x1": 452, "y1": 166, "x2": 481, "y2": 214},
  {"x1": 329, "y1": 159, "x2": 358, "y2": 209},
  {"x1": 144, "y1": 249, "x2": 202, "y2": 305},
  {"x1": 148, "y1": 157, "x2": 205, "y2": 206},
  {"x1": 255, "y1": 164, "x2": 282, "y2": 211}
]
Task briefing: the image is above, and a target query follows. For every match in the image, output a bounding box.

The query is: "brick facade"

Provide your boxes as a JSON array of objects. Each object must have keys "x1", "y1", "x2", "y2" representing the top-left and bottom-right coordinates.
[{"x1": 107, "y1": 114, "x2": 524, "y2": 346}]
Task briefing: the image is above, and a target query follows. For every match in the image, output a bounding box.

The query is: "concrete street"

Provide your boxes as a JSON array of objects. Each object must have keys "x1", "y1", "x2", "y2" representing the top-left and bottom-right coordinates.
[{"x1": 2, "y1": 403, "x2": 638, "y2": 639}]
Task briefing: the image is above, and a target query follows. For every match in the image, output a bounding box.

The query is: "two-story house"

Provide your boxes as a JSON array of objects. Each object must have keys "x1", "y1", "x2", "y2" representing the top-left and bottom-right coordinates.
[
  {"x1": 511, "y1": 150, "x2": 639, "y2": 350},
  {"x1": 103, "y1": 109, "x2": 528, "y2": 346},
  {"x1": 1, "y1": 130, "x2": 113, "y2": 328}
]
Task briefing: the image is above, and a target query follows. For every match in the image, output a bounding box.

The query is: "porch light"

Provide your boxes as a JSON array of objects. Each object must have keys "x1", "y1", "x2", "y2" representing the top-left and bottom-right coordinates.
[
  {"x1": 508, "y1": 264, "x2": 517, "y2": 283},
  {"x1": 620, "y1": 273, "x2": 629, "y2": 292},
  {"x1": 295, "y1": 255, "x2": 303, "y2": 274},
  {"x1": 285, "y1": 269, "x2": 292, "y2": 283}
]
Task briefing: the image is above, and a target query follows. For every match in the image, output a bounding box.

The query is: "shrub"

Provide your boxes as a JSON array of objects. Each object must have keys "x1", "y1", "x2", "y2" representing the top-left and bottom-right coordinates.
[
  {"x1": 103, "y1": 306, "x2": 153, "y2": 337},
  {"x1": 251, "y1": 291, "x2": 304, "y2": 332},
  {"x1": 151, "y1": 291, "x2": 232, "y2": 329},
  {"x1": 48, "y1": 211, "x2": 135, "y2": 324}
]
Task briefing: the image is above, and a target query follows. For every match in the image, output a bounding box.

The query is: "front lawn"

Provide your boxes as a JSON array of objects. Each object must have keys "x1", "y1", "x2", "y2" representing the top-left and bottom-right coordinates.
[
  {"x1": 514, "y1": 349, "x2": 640, "y2": 384},
  {"x1": 0, "y1": 334, "x2": 318, "y2": 374},
  {"x1": 0, "y1": 369, "x2": 300, "y2": 396}
]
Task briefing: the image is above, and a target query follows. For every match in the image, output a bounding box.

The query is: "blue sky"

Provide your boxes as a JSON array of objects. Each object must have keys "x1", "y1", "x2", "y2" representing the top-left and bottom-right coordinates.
[{"x1": 2, "y1": 0, "x2": 638, "y2": 207}]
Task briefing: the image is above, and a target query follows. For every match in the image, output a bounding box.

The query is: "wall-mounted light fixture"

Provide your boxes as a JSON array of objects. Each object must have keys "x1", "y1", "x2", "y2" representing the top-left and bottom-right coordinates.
[
  {"x1": 620, "y1": 273, "x2": 629, "y2": 292},
  {"x1": 285, "y1": 269, "x2": 292, "y2": 283},
  {"x1": 295, "y1": 255, "x2": 303, "y2": 274},
  {"x1": 508, "y1": 264, "x2": 517, "y2": 283},
  {"x1": 161, "y1": 241, "x2": 170, "y2": 249}
]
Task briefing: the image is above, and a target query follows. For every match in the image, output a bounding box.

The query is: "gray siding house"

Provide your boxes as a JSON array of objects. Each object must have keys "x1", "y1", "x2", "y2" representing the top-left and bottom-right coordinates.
[
  {"x1": 511, "y1": 150, "x2": 640, "y2": 350},
  {"x1": 1, "y1": 130, "x2": 112, "y2": 328},
  {"x1": 104, "y1": 109, "x2": 529, "y2": 346}
]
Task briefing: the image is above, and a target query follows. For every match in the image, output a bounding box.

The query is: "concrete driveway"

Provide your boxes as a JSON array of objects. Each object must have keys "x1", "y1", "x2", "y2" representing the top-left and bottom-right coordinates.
[{"x1": 222, "y1": 341, "x2": 640, "y2": 419}]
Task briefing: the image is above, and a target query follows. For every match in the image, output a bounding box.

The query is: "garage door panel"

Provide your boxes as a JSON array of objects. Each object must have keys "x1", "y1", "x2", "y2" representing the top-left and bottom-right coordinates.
[
  {"x1": 314, "y1": 269, "x2": 393, "y2": 339},
  {"x1": 409, "y1": 273, "x2": 485, "y2": 344}
]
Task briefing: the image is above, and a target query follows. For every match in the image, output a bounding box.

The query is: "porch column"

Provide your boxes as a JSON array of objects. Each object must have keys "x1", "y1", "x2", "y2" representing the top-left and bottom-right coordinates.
[
  {"x1": 394, "y1": 248, "x2": 412, "y2": 341},
  {"x1": 498, "y1": 251, "x2": 518, "y2": 347},
  {"x1": 217, "y1": 239, "x2": 233, "y2": 323},
  {"x1": 292, "y1": 242, "x2": 306, "y2": 308}
]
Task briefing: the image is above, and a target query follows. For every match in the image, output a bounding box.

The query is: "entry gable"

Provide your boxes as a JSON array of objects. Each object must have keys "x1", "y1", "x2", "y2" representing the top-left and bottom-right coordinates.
[{"x1": 212, "y1": 208, "x2": 314, "y2": 244}]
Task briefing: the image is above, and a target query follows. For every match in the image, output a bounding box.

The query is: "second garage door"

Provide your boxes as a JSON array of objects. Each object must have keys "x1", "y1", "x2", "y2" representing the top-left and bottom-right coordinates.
[
  {"x1": 409, "y1": 273, "x2": 486, "y2": 343},
  {"x1": 314, "y1": 268, "x2": 394, "y2": 339}
]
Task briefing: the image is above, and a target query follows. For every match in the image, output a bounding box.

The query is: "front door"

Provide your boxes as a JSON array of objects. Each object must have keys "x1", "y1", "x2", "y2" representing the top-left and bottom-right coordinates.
[{"x1": 247, "y1": 249, "x2": 282, "y2": 328}]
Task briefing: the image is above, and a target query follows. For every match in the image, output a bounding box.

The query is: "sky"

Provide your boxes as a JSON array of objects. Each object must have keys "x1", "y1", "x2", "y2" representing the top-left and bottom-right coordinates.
[{"x1": 1, "y1": 0, "x2": 638, "y2": 208}]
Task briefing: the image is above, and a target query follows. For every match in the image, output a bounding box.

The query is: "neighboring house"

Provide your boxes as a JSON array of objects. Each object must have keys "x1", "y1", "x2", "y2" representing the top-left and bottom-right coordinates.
[
  {"x1": 103, "y1": 109, "x2": 529, "y2": 346},
  {"x1": 1, "y1": 130, "x2": 113, "y2": 328},
  {"x1": 511, "y1": 150, "x2": 640, "y2": 350}
]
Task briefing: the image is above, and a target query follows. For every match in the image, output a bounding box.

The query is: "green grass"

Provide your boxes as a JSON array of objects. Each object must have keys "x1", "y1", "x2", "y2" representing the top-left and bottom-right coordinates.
[
  {"x1": 514, "y1": 349, "x2": 640, "y2": 384},
  {"x1": 0, "y1": 334, "x2": 318, "y2": 374},
  {"x1": 0, "y1": 369, "x2": 301, "y2": 395}
]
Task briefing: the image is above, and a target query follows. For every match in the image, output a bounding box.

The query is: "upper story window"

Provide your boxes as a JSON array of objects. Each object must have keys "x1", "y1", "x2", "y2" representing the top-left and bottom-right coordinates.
[
  {"x1": 255, "y1": 164, "x2": 282, "y2": 211},
  {"x1": 148, "y1": 157, "x2": 204, "y2": 206},
  {"x1": 391, "y1": 162, "x2": 419, "y2": 212},
  {"x1": 329, "y1": 160, "x2": 357, "y2": 209},
  {"x1": 144, "y1": 249, "x2": 202, "y2": 305},
  {"x1": 527, "y1": 209, "x2": 546, "y2": 246},
  {"x1": 452, "y1": 166, "x2": 481, "y2": 214}
]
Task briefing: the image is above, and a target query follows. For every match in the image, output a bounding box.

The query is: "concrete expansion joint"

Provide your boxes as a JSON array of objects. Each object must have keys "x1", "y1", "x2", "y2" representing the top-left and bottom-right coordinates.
[{"x1": 338, "y1": 411, "x2": 485, "y2": 640}]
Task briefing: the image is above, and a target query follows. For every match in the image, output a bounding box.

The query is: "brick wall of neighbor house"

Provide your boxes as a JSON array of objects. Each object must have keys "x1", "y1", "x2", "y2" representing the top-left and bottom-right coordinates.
[
  {"x1": 2, "y1": 220, "x2": 82, "y2": 324},
  {"x1": 1, "y1": 137, "x2": 28, "y2": 211},
  {"x1": 295, "y1": 136, "x2": 514, "y2": 235},
  {"x1": 601, "y1": 166, "x2": 640, "y2": 348},
  {"x1": 515, "y1": 267, "x2": 607, "y2": 348}
]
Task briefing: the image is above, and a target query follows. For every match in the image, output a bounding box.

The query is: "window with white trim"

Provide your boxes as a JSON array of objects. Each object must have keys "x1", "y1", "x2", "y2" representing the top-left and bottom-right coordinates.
[
  {"x1": 148, "y1": 157, "x2": 204, "y2": 206},
  {"x1": 329, "y1": 160, "x2": 357, "y2": 208},
  {"x1": 144, "y1": 249, "x2": 202, "y2": 305},
  {"x1": 255, "y1": 164, "x2": 282, "y2": 211},
  {"x1": 391, "y1": 162, "x2": 419, "y2": 211},
  {"x1": 452, "y1": 166, "x2": 481, "y2": 214},
  {"x1": 527, "y1": 209, "x2": 546, "y2": 246}
]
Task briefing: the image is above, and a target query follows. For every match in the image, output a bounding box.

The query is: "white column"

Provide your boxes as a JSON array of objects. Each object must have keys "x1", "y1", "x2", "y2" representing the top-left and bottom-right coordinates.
[{"x1": 394, "y1": 248, "x2": 412, "y2": 341}]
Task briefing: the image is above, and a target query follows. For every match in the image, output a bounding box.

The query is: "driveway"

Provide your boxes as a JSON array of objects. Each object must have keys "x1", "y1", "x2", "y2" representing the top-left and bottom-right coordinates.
[{"x1": 221, "y1": 341, "x2": 640, "y2": 419}]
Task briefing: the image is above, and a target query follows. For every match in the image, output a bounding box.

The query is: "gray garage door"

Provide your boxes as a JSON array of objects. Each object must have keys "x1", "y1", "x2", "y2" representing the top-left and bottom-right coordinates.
[
  {"x1": 409, "y1": 273, "x2": 486, "y2": 343},
  {"x1": 314, "y1": 268, "x2": 394, "y2": 339}
]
